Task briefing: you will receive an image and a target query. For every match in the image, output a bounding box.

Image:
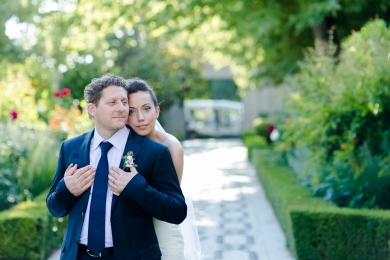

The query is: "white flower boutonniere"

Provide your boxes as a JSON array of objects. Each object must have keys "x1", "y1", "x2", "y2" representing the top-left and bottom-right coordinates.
[{"x1": 122, "y1": 151, "x2": 138, "y2": 171}]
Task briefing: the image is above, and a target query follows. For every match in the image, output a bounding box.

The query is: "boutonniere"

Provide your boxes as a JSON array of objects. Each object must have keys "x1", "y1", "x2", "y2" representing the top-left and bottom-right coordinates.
[{"x1": 122, "y1": 151, "x2": 138, "y2": 171}]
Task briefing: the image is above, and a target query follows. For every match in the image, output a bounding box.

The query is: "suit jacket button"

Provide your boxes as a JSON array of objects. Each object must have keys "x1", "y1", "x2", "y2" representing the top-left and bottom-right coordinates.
[{"x1": 81, "y1": 212, "x2": 84, "y2": 217}]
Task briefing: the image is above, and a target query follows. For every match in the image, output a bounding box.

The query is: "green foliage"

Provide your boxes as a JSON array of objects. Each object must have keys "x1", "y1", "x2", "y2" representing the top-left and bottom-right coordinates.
[
  {"x1": 0, "y1": 60, "x2": 57, "y2": 125},
  {"x1": 240, "y1": 130, "x2": 257, "y2": 140},
  {"x1": 150, "y1": 0, "x2": 390, "y2": 85},
  {"x1": 0, "y1": 217, "x2": 41, "y2": 260},
  {"x1": 3, "y1": 0, "x2": 209, "y2": 109},
  {"x1": 0, "y1": 61, "x2": 40, "y2": 124},
  {"x1": 280, "y1": 19, "x2": 390, "y2": 209},
  {"x1": 0, "y1": 191, "x2": 67, "y2": 260},
  {"x1": 291, "y1": 209, "x2": 390, "y2": 260},
  {"x1": 0, "y1": 121, "x2": 60, "y2": 210},
  {"x1": 0, "y1": 0, "x2": 38, "y2": 63},
  {"x1": 105, "y1": 29, "x2": 208, "y2": 109},
  {"x1": 252, "y1": 117, "x2": 275, "y2": 144},
  {"x1": 2, "y1": 0, "x2": 390, "y2": 95},
  {"x1": 241, "y1": 134, "x2": 268, "y2": 159},
  {"x1": 251, "y1": 148, "x2": 390, "y2": 260}
]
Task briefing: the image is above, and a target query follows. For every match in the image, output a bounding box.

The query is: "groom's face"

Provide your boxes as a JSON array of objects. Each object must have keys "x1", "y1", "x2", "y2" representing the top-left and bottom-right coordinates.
[{"x1": 88, "y1": 85, "x2": 129, "y2": 133}]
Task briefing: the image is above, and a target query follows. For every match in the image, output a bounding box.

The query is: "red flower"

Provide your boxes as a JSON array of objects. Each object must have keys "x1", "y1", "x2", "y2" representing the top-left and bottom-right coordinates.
[
  {"x1": 285, "y1": 118, "x2": 291, "y2": 124},
  {"x1": 54, "y1": 91, "x2": 61, "y2": 97},
  {"x1": 9, "y1": 110, "x2": 18, "y2": 120},
  {"x1": 268, "y1": 124, "x2": 275, "y2": 133},
  {"x1": 61, "y1": 88, "x2": 71, "y2": 96}
]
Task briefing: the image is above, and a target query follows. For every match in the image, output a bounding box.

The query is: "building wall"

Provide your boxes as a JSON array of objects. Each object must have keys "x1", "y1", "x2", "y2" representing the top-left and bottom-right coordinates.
[
  {"x1": 241, "y1": 86, "x2": 287, "y2": 131},
  {"x1": 161, "y1": 62, "x2": 288, "y2": 138},
  {"x1": 160, "y1": 100, "x2": 186, "y2": 139}
]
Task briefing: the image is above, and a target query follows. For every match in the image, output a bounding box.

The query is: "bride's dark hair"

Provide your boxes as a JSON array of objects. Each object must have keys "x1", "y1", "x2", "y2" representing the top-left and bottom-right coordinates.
[{"x1": 127, "y1": 78, "x2": 158, "y2": 108}]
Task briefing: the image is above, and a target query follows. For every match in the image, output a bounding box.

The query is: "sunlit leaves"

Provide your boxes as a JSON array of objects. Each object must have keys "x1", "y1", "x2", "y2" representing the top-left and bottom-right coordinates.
[{"x1": 280, "y1": 19, "x2": 390, "y2": 208}]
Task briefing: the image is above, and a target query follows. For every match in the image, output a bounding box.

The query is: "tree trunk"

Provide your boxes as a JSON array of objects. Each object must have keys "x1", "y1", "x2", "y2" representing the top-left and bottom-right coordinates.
[{"x1": 311, "y1": 19, "x2": 328, "y2": 49}]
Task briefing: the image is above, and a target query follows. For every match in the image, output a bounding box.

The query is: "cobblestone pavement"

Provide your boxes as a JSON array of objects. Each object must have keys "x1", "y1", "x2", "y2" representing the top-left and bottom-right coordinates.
[
  {"x1": 181, "y1": 138, "x2": 295, "y2": 260},
  {"x1": 48, "y1": 138, "x2": 294, "y2": 260}
]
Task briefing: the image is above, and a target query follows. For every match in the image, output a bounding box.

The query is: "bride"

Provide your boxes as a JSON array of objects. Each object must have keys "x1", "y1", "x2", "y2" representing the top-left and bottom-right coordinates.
[{"x1": 127, "y1": 78, "x2": 202, "y2": 260}]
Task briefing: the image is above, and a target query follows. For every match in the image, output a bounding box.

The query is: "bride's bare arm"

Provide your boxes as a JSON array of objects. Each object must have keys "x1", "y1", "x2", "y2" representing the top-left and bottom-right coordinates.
[{"x1": 165, "y1": 137, "x2": 184, "y2": 184}]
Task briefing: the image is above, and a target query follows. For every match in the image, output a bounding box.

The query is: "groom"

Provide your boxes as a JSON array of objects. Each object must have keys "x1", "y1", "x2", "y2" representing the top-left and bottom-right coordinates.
[{"x1": 46, "y1": 74, "x2": 187, "y2": 260}]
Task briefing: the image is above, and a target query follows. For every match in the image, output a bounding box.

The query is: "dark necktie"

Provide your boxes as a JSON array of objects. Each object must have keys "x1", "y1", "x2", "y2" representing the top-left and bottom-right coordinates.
[{"x1": 88, "y1": 141, "x2": 113, "y2": 255}]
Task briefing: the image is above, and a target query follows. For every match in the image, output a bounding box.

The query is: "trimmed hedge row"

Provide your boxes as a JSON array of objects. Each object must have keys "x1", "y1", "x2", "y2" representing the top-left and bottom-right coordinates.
[
  {"x1": 0, "y1": 191, "x2": 66, "y2": 260},
  {"x1": 251, "y1": 148, "x2": 390, "y2": 260},
  {"x1": 241, "y1": 134, "x2": 268, "y2": 159}
]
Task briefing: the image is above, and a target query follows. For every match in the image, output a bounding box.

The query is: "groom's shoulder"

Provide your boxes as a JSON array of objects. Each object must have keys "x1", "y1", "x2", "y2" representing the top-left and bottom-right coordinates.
[
  {"x1": 62, "y1": 130, "x2": 93, "y2": 146},
  {"x1": 143, "y1": 135, "x2": 166, "y2": 150},
  {"x1": 139, "y1": 136, "x2": 170, "y2": 156}
]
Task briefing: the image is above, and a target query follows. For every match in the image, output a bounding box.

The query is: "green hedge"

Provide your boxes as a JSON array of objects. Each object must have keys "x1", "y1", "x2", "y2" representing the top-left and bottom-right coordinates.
[
  {"x1": 0, "y1": 191, "x2": 67, "y2": 260},
  {"x1": 241, "y1": 134, "x2": 268, "y2": 159},
  {"x1": 251, "y1": 148, "x2": 390, "y2": 260},
  {"x1": 291, "y1": 209, "x2": 390, "y2": 260}
]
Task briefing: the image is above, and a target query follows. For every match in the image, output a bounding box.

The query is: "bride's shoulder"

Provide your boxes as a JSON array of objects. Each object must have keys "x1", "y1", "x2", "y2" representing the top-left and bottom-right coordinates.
[{"x1": 158, "y1": 132, "x2": 183, "y2": 153}]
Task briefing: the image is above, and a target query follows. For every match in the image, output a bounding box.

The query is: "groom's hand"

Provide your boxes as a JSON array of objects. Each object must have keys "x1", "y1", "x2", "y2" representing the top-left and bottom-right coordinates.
[
  {"x1": 64, "y1": 164, "x2": 96, "y2": 196},
  {"x1": 108, "y1": 166, "x2": 137, "y2": 196}
]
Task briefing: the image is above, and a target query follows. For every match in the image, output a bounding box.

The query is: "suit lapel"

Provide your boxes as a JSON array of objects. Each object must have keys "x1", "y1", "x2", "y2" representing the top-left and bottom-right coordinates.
[
  {"x1": 79, "y1": 130, "x2": 94, "y2": 167},
  {"x1": 79, "y1": 130, "x2": 94, "y2": 208},
  {"x1": 111, "y1": 128, "x2": 143, "y2": 209}
]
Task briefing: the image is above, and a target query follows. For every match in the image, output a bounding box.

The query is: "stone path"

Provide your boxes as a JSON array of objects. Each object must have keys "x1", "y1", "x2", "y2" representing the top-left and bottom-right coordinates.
[
  {"x1": 48, "y1": 138, "x2": 294, "y2": 260},
  {"x1": 181, "y1": 139, "x2": 294, "y2": 260}
]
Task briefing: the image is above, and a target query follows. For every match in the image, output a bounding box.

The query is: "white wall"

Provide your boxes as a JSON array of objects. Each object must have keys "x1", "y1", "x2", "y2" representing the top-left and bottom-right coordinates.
[
  {"x1": 161, "y1": 62, "x2": 289, "y2": 137},
  {"x1": 161, "y1": 100, "x2": 186, "y2": 139},
  {"x1": 241, "y1": 85, "x2": 288, "y2": 131}
]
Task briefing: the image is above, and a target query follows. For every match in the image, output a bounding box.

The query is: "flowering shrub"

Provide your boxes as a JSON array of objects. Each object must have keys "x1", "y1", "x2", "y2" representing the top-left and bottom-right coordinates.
[
  {"x1": 49, "y1": 84, "x2": 93, "y2": 140},
  {"x1": 48, "y1": 102, "x2": 93, "y2": 140},
  {"x1": 54, "y1": 88, "x2": 71, "y2": 98},
  {"x1": 253, "y1": 117, "x2": 276, "y2": 144},
  {"x1": 0, "y1": 121, "x2": 60, "y2": 210},
  {"x1": 0, "y1": 62, "x2": 42, "y2": 125},
  {"x1": 0, "y1": 62, "x2": 92, "y2": 210},
  {"x1": 280, "y1": 19, "x2": 390, "y2": 209}
]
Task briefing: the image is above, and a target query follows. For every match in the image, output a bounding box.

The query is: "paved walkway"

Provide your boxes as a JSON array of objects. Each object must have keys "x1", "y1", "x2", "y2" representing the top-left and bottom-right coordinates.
[
  {"x1": 48, "y1": 138, "x2": 294, "y2": 260},
  {"x1": 181, "y1": 139, "x2": 294, "y2": 260}
]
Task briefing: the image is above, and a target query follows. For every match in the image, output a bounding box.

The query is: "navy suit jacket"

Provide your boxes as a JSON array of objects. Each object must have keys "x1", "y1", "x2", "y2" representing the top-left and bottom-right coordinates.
[{"x1": 46, "y1": 127, "x2": 187, "y2": 260}]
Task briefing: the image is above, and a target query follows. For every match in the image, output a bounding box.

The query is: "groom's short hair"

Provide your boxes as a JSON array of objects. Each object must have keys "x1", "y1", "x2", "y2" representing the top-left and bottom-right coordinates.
[{"x1": 84, "y1": 74, "x2": 128, "y2": 118}]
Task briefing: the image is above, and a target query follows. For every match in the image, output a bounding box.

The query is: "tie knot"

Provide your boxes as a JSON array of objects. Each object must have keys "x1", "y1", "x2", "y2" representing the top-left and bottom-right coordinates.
[{"x1": 100, "y1": 142, "x2": 113, "y2": 153}]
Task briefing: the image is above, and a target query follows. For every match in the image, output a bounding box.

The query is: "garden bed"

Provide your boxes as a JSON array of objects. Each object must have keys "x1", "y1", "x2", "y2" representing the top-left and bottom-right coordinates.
[
  {"x1": 251, "y1": 148, "x2": 390, "y2": 260},
  {"x1": 0, "y1": 191, "x2": 66, "y2": 260}
]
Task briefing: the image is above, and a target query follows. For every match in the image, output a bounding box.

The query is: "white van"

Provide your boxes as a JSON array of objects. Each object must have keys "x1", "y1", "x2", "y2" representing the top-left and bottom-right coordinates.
[{"x1": 183, "y1": 99, "x2": 244, "y2": 138}]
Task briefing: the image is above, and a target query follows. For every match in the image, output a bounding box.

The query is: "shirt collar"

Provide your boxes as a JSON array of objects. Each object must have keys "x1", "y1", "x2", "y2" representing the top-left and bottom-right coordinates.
[{"x1": 91, "y1": 126, "x2": 130, "y2": 151}]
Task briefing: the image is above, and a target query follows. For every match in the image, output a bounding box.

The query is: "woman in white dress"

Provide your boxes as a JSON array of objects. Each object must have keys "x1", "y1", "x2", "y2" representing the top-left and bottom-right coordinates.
[{"x1": 127, "y1": 78, "x2": 202, "y2": 260}]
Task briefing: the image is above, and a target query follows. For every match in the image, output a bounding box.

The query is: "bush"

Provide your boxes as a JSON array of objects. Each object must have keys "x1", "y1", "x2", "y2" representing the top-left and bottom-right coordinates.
[
  {"x1": 0, "y1": 62, "x2": 42, "y2": 125},
  {"x1": 251, "y1": 148, "x2": 390, "y2": 260},
  {"x1": 252, "y1": 117, "x2": 275, "y2": 144},
  {"x1": 242, "y1": 134, "x2": 268, "y2": 159},
  {"x1": 240, "y1": 130, "x2": 257, "y2": 140},
  {"x1": 280, "y1": 19, "x2": 390, "y2": 209},
  {"x1": 0, "y1": 191, "x2": 67, "y2": 260},
  {"x1": 291, "y1": 209, "x2": 390, "y2": 260},
  {"x1": 0, "y1": 121, "x2": 60, "y2": 210}
]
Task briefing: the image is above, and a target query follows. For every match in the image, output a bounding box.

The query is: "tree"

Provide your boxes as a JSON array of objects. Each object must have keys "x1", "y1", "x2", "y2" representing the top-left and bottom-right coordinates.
[
  {"x1": 149, "y1": 0, "x2": 390, "y2": 86},
  {"x1": 2, "y1": 0, "x2": 208, "y2": 113}
]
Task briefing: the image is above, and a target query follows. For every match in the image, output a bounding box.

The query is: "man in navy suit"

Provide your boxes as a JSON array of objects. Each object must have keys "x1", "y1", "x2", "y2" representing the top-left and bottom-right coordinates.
[{"x1": 46, "y1": 74, "x2": 187, "y2": 260}]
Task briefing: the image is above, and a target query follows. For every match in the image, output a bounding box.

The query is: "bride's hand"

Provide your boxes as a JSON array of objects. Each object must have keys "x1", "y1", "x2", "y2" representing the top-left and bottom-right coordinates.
[
  {"x1": 108, "y1": 165, "x2": 138, "y2": 196},
  {"x1": 65, "y1": 163, "x2": 76, "y2": 175}
]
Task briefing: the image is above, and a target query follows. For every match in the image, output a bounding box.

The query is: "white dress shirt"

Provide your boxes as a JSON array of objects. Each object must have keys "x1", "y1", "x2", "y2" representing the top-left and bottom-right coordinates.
[{"x1": 80, "y1": 126, "x2": 130, "y2": 247}]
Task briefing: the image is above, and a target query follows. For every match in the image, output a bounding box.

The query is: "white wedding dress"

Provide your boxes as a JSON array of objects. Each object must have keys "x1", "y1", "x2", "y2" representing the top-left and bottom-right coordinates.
[{"x1": 153, "y1": 121, "x2": 202, "y2": 260}]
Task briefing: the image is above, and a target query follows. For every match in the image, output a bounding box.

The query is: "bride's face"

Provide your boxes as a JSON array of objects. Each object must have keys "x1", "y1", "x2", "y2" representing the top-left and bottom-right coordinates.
[{"x1": 127, "y1": 91, "x2": 160, "y2": 136}]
